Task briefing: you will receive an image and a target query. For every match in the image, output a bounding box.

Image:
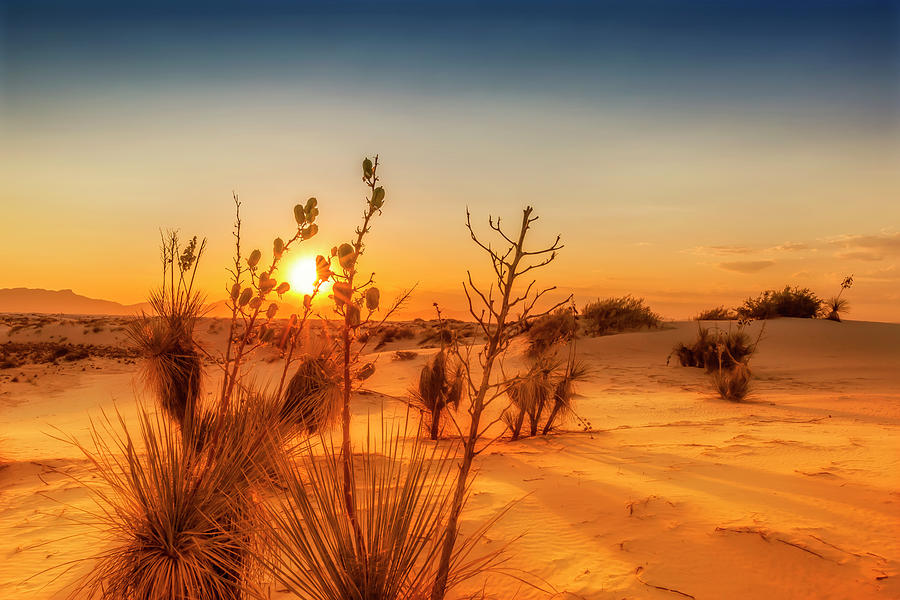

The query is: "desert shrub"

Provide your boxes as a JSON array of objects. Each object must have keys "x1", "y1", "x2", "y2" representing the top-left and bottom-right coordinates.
[
  {"x1": 525, "y1": 308, "x2": 576, "y2": 356},
  {"x1": 823, "y1": 296, "x2": 849, "y2": 322},
  {"x1": 374, "y1": 324, "x2": 415, "y2": 350},
  {"x1": 672, "y1": 325, "x2": 753, "y2": 372},
  {"x1": 409, "y1": 350, "x2": 463, "y2": 440},
  {"x1": 255, "y1": 424, "x2": 493, "y2": 600},
  {"x1": 281, "y1": 352, "x2": 341, "y2": 433},
  {"x1": 392, "y1": 350, "x2": 417, "y2": 360},
  {"x1": 694, "y1": 306, "x2": 735, "y2": 321},
  {"x1": 711, "y1": 363, "x2": 752, "y2": 401},
  {"x1": 737, "y1": 286, "x2": 821, "y2": 319},
  {"x1": 417, "y1": 325, "x2": 453, "y2": 348},
  {"x1": 504, "y1": 352, "x2": 589, "y2": 439},
  {"x1": 581, "y1": 295, "x2": 660, "y2": 336}
]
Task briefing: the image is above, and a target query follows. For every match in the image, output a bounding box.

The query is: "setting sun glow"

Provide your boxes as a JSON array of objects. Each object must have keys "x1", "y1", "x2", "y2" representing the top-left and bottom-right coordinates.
[{"x1": 286, "y1": 257, "x2": 319, "y2": 296}]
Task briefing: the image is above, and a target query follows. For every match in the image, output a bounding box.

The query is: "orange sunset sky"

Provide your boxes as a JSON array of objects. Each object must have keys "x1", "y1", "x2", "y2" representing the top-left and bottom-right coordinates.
[{"x1": 1, "y1": 2, "x2": 898, "y2": 321}]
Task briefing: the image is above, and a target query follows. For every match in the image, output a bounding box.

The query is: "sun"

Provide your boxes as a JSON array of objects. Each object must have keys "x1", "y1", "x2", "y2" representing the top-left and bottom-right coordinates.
[{"x1": 286, "y1": 256, "x2": 320, "y2": 296}]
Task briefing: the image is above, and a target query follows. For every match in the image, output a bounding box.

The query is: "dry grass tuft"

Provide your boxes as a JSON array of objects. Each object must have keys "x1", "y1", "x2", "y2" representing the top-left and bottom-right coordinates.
[
  {"x1": 581, "y1": 296, "x2": 660, "y2": 336},
  {"x1": 255, "y1": 423, "x2": 498, "y2": 600},
  {"x1": 525, "y1": 308, "x2": 577, "y2": 357},
  {"x1": 711, "y1": 363, "x2": 752, "y2": 401},
  {"x1": 694, "y1": 306, "x2": 735, "y2": 321},
  {"x1": 281, "y1": 351, "x2": 341, "y2": 433},
  {"x1": 409, "y1": 350, "x2": 463, "y2": 440},
  {"x1": 823, "y1": 296, "x2": 849, "y2": 322}
]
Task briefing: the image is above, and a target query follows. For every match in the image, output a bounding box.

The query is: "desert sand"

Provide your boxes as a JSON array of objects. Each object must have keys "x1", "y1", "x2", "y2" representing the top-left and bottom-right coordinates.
[{"x1": 1, "y1": 315, "x2": 898, "y2": 599}]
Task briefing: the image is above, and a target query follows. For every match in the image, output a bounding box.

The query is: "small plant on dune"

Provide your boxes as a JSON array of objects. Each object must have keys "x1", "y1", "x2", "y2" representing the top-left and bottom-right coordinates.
[
  {"x1": 823, "y1": 274, "x2": 854, "y2": 322},
  {"x1": 65, "y1": 406, "x2": 273, "y2": 600},
  {"x1": 737, "y1": 285, "x2": 822, "y2": 319},
  {"x1": 711, "y1": 361, "x2": 752, "y2": 402},
  {"x1": 127, "y1": 232, "x2": 206, "y2": 430},
  {"x1": 581, "y1": 295, "x2": 660, "y2": 336},
  {"x1": 694, "y1": 305, "x2": 735, "y2": 321},
  {"x1": 671, "y1": 323, "x2": 753, "y2": 372},
  {"x1": 410, "y1": 349, "x2": 463, "y2": 440},
  {"x1": 280, "y1": 349, "x2": 342, "y2": 433},
  {"x1": 525, "y1": 307, "x2": 577, "y2": 356},
  {"x1": 254, "y1": 423, "x2": 496, "y2": 600}
]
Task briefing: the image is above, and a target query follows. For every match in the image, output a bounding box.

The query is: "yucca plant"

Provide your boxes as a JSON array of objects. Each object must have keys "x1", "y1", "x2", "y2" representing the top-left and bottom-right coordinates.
[
  {"x1": 127, "y1": 232, "x2": 206, "y2": 430},
  {"x1": 505, "y1": 356, "x2": 554, "y2": 440},
  {"x1": 409, "y1": 350, "x2": 463, "y2": 440},
  {"x1": 541, "y1": 359, "x2": 589, "y2": 435},
  {"x1": 65, "y1": 408, "x2": 259, "y2": 600},
  {"x1": 254, "y1": 422, "x2": 496, "y2": 600},
  {"x1": 712, "y1": 361, "x2": 752, "y2": 401},
  {"x1": 281, "y1": 350, "x2": 342, "y2": 433}
]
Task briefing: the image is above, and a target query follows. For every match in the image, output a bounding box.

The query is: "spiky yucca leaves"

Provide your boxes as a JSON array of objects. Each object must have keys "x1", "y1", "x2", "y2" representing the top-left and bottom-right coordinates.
[
  {"x1": 281, "y1": 352, "x2": 342, "y2": 433},
  {"x1": 256, "y1": 424, "x2": 495, "y2": 600},
  {"x1": 672, "y1": 326, "x2": 752, "y2": 372},
  {"x1": 505, "y1": 356, "x2": 555, "y2": 440},
  {"x1": 409, "y1": 351, "x2": 463, "y2": 440},
  {"x1": 824, "y1": 296, "x2": 849, "y2": 322},
  {"x1": 541, "y1": 360, "x2": 589, "y2": 435},
  {"x1": 67, "y1": 409, "x2": 258, "y2": 600},
  {"x1": 128, "y1": 310, "x2": 203, "y2": 427},
  {"x1": 712, "y1": 362, "x2": 752, "y2": 401}
]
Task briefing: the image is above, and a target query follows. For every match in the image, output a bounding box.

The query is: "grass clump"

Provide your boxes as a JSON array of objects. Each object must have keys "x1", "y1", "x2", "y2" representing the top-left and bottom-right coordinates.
[
  {"x1": 694, "y1": 306, "x2": 735, "y2": 321},
  {"x1": 581, "y1": 295, "x2": 660, "y2": 336},
  {"x1": 711, "y1": 362, "x2": 752, "y2": 402},
  {"x1": 737, "y1": 286, "x2": 821, "y2": 319},
  {"x1": 281, "y1": 351, "x2": 341, "y2": 433},
  {"x1": 525, "y1": 308, "x2": 577, "y2": 357},
  {"x1": 823, "y1": 275, "x2": 854, "y2": 322},
  {"x1": 671, "y1": 325, "x2": 753, "y2": 371},
  {"x1": 409, "y1": 350, "x2": 463, "y2": 440}
]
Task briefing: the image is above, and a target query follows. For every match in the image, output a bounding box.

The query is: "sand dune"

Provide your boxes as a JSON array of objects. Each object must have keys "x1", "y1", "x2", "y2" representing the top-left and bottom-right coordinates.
[{"x1": 1, "y1": 317, "x2": 897, "y2": 599}]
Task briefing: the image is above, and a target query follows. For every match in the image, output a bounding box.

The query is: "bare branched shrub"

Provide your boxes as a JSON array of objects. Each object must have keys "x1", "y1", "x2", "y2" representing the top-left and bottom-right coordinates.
[
  {"x1": 431, "y1": 206, "x2": 569, "y2": 600},
  {"x1": 581, "y1": 295, "x2": 660, "y2": 336}
]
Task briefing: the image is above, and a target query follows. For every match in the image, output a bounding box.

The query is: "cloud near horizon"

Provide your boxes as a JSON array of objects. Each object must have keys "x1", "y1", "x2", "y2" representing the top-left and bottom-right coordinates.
[{"x1": 717, "y1": 260, "x2": 777, "y2": 274}]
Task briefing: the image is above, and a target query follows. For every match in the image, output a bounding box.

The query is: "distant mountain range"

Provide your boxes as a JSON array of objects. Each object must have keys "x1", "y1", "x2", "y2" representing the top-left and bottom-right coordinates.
[{"x1": 0, "y1": 288, "x2": 148, "y2": 316}]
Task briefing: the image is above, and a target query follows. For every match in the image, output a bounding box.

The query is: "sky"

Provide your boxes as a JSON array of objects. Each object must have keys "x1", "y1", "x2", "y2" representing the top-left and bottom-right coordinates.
[{"x1": 1, "y1": 0, "x2": 898, "y2": 321}]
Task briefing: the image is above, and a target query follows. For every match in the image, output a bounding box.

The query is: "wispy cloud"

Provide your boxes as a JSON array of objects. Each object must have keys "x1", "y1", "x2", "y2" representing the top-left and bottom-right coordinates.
[
  {"x1": 717, "y1": 260, "x2": 776, "y2": 273},
  {"x1": 829, "y1": 231, "x2": 900, "y2": 262},
  {"x1": 689, "y1": 245, "x2": 755, "y2": 256}
]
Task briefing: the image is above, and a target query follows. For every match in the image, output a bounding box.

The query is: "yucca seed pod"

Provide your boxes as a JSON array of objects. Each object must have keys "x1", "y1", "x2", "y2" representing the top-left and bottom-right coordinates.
[
  {"x1": 346, "y1": 304, "x2": 361, "y2": 327},
  {"x1": 363, "y1": 158, "x2": 373, "y2": 179},
  {"x1": 276, "y1": 281, "x2": 290, "y2": 296},
  {"x1": 230, "y1": 283, "x2": 240, "y2": 302},
  {"x1": 356, "y1": 361, "x2": 376, "y2": 380},
  {"x1": 266, "y1": 303, "x2": 278, "y2": 319},
  {"x1": 365, "y1": 287, "x2": 380, "y2": 311},
  {"x1": 304, "y1": 197, "x2": 317, "y2": 214},
  {"x1": 337, "y1": 243, "x2": 356, "y2": 269},
  {"x1": 332, "y1": 282, "x2": 352, "y2": 307},
  {"x1": 303, "y1": 294, "x2": 312, "y2": 309},
  {"x1": 239, "y1": 287, "x2": 253, "y2": 306},
  {"x1": 273, "y1": 237, "x2": 285, "y2": 258},
  {"x1": 249, "y1": 297, "x2": 262, "y2": 310},
  {"x1": 248, "y1": 249, "x2": 262, "y2": 268},
  {"x1": 293, "y1": 204, "x2": 306, "y2": 225},
  {"x1": 301, "y1": 224, "x2": 318, "y2": 240},
  {"x1": 371, "y1": 186, "x2": 385, "y2": 209},
  {"x1": 315, "y1": 255, "x2": 332, "y2": 281}
]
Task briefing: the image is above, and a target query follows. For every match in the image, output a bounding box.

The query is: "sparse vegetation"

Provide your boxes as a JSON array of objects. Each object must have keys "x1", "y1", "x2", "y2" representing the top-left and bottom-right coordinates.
[
  {"x1": 694, "y1": 306, "x2": 735, "y2": 321},
  {"x1": 737, "y1": 286, "x2": 822, "y2": 319},
  {"x1": 823, "y1": 275, "x2": 854, "y2": 322},
  {"x1": 671, "y1": 325, "x2": 753, "y2": 371},
  {"x1": 525, "y1": 308, "x2": 577, "y2": 356},
  {"x1": 582, "y1": 295, "x2": 660, "y2": 336},
  {"x1": 409, "y1": 350, "x2": 463, "y2": 440}
]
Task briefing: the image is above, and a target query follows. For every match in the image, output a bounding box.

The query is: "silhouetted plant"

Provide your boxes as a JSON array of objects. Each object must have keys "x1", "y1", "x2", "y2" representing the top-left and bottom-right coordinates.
[
  {"x1": 824, "y1": 274, "x2": 853, "y2": 322},
  {"x1": 671, "y1": 324, "x2": 752, "y2": 372},
  {"x1": 581, "y1": 295, "x2": 660, "y2": 336},
  {"x1": 737, "y1": 286, "x2": 821, "y2": 319},
  {"x1": 127, "y1": 231, "x2": 206, "y2": 430},
  {"x1": 253, "y1": 423, "x2": 495, "y2": 600},
  {"x1": 281, "y1": 350, "x2": 341, "y2": 433},
  {"x1": 694, "y1": 306, "x2": 735, "y2": 321},
  {"x1": 525, "y1": 307, "x2": 577, "y2": 356},
  {"x1": 432, "y1": 206, "x2": 569, "y2": 600},
  {"x1": 410, "y1": 350, "x2": 463, "y2": 440}
]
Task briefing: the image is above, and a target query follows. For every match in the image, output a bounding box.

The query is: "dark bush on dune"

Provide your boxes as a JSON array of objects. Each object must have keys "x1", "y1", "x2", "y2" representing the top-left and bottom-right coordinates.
[
  {"x1": 694, "y1": 306, "x2": 735, "y2": 321},
  {"x1": 281, "y1": 353, "x2": 341, "y2": 432},
  {"x1": 737, "y1": 286, "x2": 822, "y2": 319},
  {"x1": 525, "y1": 308, "x2": 577, "y2": 356},
  {"x1": 581, "y1": 295, "x2": 660, "y2": 336},
  {"x1": 672, "y1": 326, "x2": 753, "y2": 372}
]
